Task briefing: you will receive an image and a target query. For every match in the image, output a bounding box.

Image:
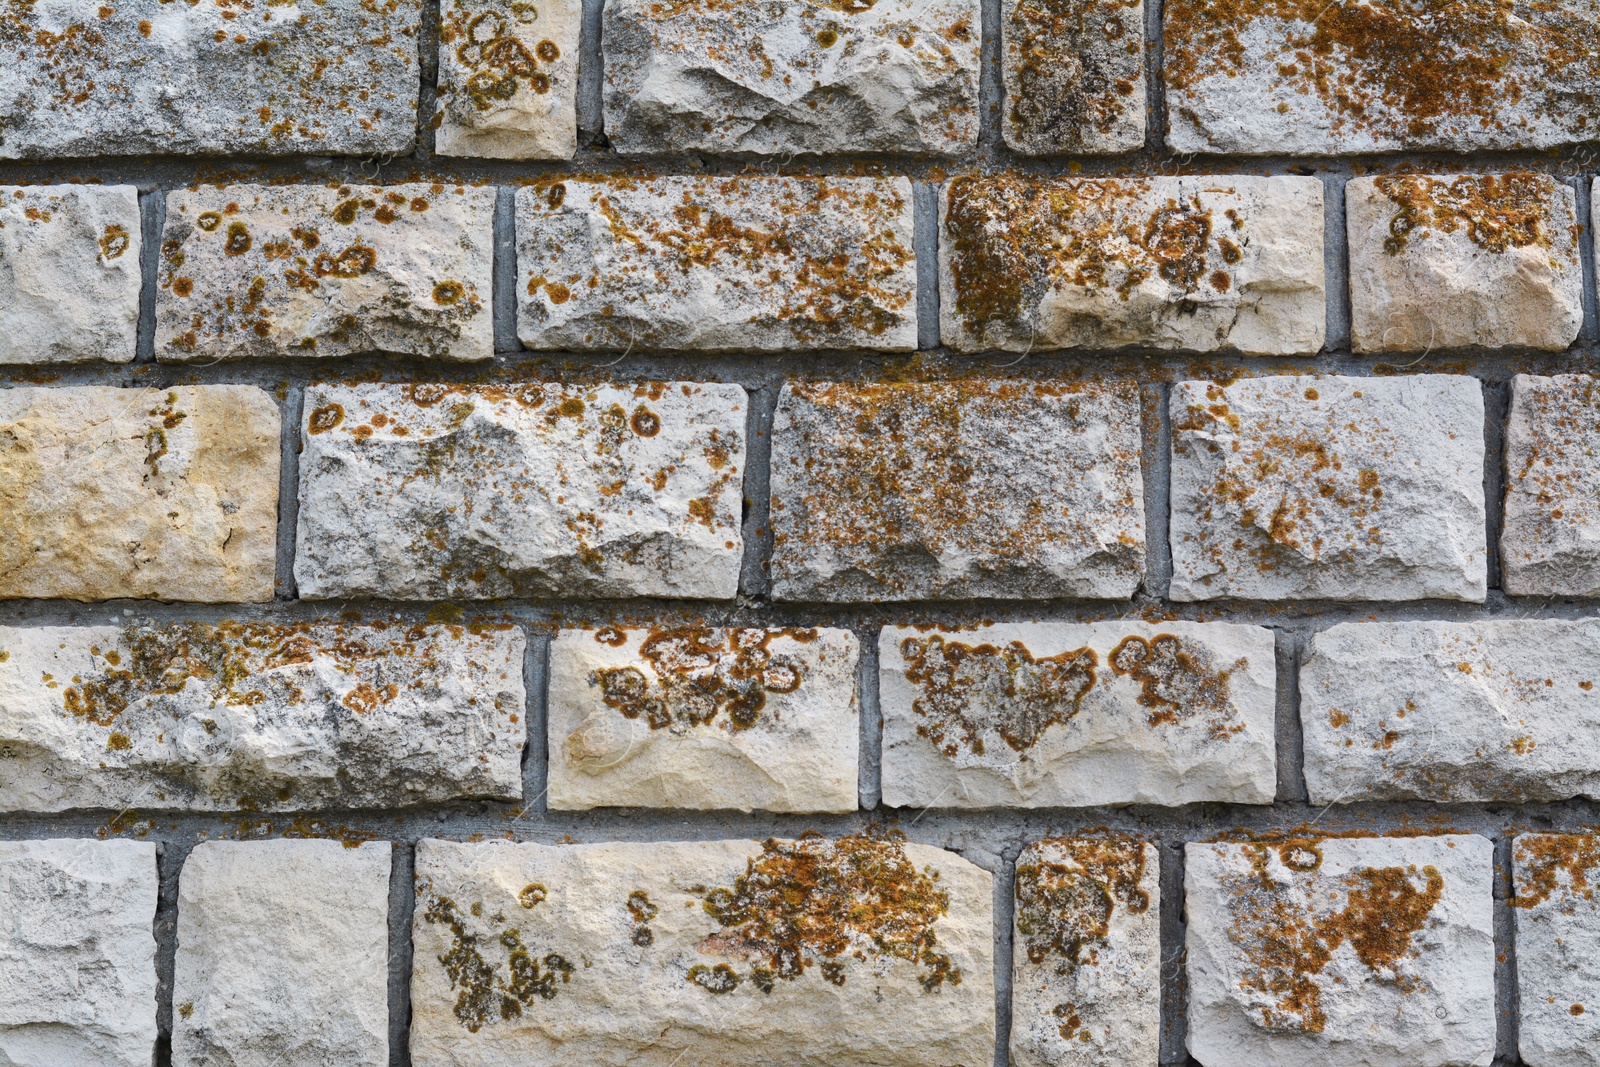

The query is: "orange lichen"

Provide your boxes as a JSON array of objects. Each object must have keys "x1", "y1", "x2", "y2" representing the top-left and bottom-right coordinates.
[
  {"x1": 594, "y1": 627, "x2": 814, "y2": 731},
  {"x1": 1015, "y1": 838, "x2": 1148, "y2": 975},
  {"x1": 1007, "y1": 0, "x2": 1140, "y2": 150},
  {"x1": 1513, "y1": 834, "x2": 1600, "y2": 910},
  {"x1": 424, "y1": 894, "x2": 575, "y2": 1032},
  {"x1": 1109, "y1": 633, "x2": 1248, "y2": 740},
  {"x1": 1376, "y1": 173, "x2": 1555, "y2": 256}
]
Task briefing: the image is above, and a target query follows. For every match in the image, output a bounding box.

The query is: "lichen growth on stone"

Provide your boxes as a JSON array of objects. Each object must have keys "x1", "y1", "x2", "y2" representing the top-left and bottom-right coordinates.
[{"x1": 593, "y1": 627, "x2": 815, "y2": 731}]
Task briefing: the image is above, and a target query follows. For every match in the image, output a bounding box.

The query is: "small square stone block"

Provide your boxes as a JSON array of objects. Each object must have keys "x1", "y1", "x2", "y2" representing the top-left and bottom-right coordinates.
[
  {"x1": 1502, "y1": 374, "x2": 1600, "y2": 596},
  {"x1": 435, "y1": 0, "x2": 581, "y2": 159},
  {"x1": 1002, "y1": 0, "x2": 1145, "y2": 155},
  {"x1": 1515, "y1": 834, "x2": 1600, "y2": 1067}
]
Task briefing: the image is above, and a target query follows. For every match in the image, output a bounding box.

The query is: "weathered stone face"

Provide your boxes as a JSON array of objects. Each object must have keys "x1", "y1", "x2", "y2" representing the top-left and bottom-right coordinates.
[
  {"x1": 1513, "y1": 834, "x2": 1600, "y2": 1067},
  {"x1": 410, "y1": 834, "x2": 994, "y2": 1067},
  {"x1": 0, "y1": 386, "x2": 280, "y2": 603},
  {"x1": 294, "y1": 381, "x2": 746, "y2": 601},
  {"x1": 515, "y1": 176, "x2": 917, "y2": 353},
  {"x1": 0, "y1": 840, "x2": 157, "y2": 1067},
  {"x1": 770, "y1": 380, "x2": 1146, "y2": 602},
  {"x1": 1185, "y1": 835, "x2": 1495, "y2": 1067},
  {"x1": 939, "y1": 175, "x2": 1325, "y2": 355},
  {"x1": 173, "y1": 839, "x2": 391, "y2": 1067},
  {"x1": 1002, "y1": 0, "x2": 1144, "y2": 155},
  {"x1": 1169, "y1": 375, "x2": 1487, "y2": 602},
  {"x1": 1011, "y1": 839, "x2": 1159, "y2": 1067},
  {"x1": 0, "y1": 622, "x2": 526, "y2": 813},
  {"x1": 602, "y1": 0, "x2": 980, "y2": 157},
  {"x1": 1348, "y1": 174, "x2": 1582, "y2": 354},
  {"x1": 0, "y1": 0, "x2": 420, "y2": 160},
  {"x1": 435, "y1": 0, "x2": 580, "y2": 159},
  {"x1": 157, "y1": 184, "x2": 494, "y2": 362},
  {"x1": 879, "y1": 622, "x2": 1276, "y2": 808},
  {"x1": 547, "y1": 627, "x2": 859, "y2": 813},
  {"x1": 1503, "y1": 375, "x2": 1600, "y2": 596},
  {"x1": 0, "y1": 185, "x2": 142, "y2": 364},
  {"x1": 1164, "y1": 0, "x2": 1600, "y2": 154}
]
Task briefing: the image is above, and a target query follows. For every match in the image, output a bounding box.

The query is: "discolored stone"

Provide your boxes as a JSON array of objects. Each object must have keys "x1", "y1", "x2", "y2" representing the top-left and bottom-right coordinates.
[
  {"x1": 546, "y1": 626, "x2": 859, "y2": 813},
  {"x1": 1502, "y1": 375, "x2": 1600, "y2": 597},
  {"x1": 435, "y1": 0, "x2": 580, "y2": 159},
  {"x1": 1514, "y1": 834, "x2": 1600, "y2": 1067},
  {"x1": 1002, "y1": 0, "x2": 1145, "y2": 155},
  {"x1": 515, "y1": 176, "x2": 917, "y2": 353},
  {"x1": 939, "y1": 175, "x2": 1324, "y2": 355},
  {"x1": 157, "y1": 184, "x2": 494, "y2": 362},
  {"x1": 410, "y1": 834, "x2": 994, "y2": 1066},
  {"x1": 769, "y1": 380, "x2": 1146, "y2": 602},
  {"x1": 294, "y1": 381, "x2": 746, "y2": 601}
]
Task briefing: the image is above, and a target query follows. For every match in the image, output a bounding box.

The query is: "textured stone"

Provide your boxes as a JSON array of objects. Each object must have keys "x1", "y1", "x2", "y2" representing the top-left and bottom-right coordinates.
[
  {"x1": 1502, "y1": 375, "x2": 1600, "y2": 596},
  {"x1": 1169, "y1": 375, "x2": 1486, "y2": 602},
  {"x1": 0, "y1": 185, "x2": 141, "y2": 364},
  {"x1": 546, "y1": 626, "x2": 858, "y2": 813},
  {"x1": 174, "y1": 839, "x2": 390, "y2": 1067},
  {"x1": 1002, "y1": 0, "x2": 1144, "y2": 155},
  {"x1": 940, "y1": 175, "x2": 1324, "y2": 355},
  {"x1": 0, "y1": 0, "x2": 420, "y2": 160},
  {"x1": 1011, "y1": 838, "x2": 1158, "y2": 1067},
  {"x1": 157, "y1": 183, "x2": 494, "y2": 362},
  {"x1": 1514, "y1": 834, "x2": 1600, "y2": 1067},
  {"x1": 880, "y1": 622, "x2": 1275, "y2": 808},
  {"x1": 435, "y1": 0, "x2": 580, "y2": 159},
  {"x1": 0, "y1": 386, "x2": 280, "y2": 603},
  {"x1": 1164, "y1": 0, "x2": 1600, "y2": 155},
  {"x1": 1348, "y1": 174, "x2": 1582, "y2": 354},
  {"x1": 0, "y1": 839, "x2": 157, "y2": 1067},
  {"x1": 515, "y1": 176, "x2": 916, "y2": 353},
  {"x1": 1186, "y1": 834, "x2": 1495, "y2": 1067},
  {"x1": 295, "y1": 381, "x2": 745, "y2": 600},
  {"x1": 410, "y1": 834, "x2": 993, "y2": 1066},
  {"x1": 602, "y1": 0, "x2": 980, "y2": 157},
  {"x1": 770, "y1": 380, "x2": 1145, "y2": 602},
  {"x1": 0, "y1": 621, "x2": 525, "y2": 813}
]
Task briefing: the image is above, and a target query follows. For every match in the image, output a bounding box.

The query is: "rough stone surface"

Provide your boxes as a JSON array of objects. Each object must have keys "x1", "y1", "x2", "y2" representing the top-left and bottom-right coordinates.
[
  {"x1": 435, "y1": 0, "x2": 580, "y2": 159},
  {"x1": 1348, "y1": 174, "x2": 1582, "y2": 354},
  {"x1": 1002, "y1": 0, "x2": 1144, "y2": 155},
  {"x1": 1163, "y1": 0, "x2": 1600, "y2": 155},
  {"x1": 157, "y1": 183, "x2": 494, "y2": 362},
  {"x1": 0, "y1": 386, "x2": 281, "y2": 603},
  {"x1": 602, "y1": 0, "x2": 980, "y2": 157},
  {"x1": 879, "y1": 622, "x2": 1276, "y2": 808},
  {"x1": 0, "y1": 185, "x2": 142, "y2": 365},
  {"x1": 1186, "y1": 834, "x2": 1495, "y2": 1067},
  {"x1": 0, "y1": 621, "x2": 526, "y2": 813},
  {"x1": 1011, "y1": 838, "x2": 1159, "y2": 1067},
  {"x1": 173, "y1": 839, "x2": 390, "y2": 1067},
  {"x1": 0, "y1": 0, "x2": 420, "y2": 160},
  {"x1": 0, "y1": 839, "x2": 157, "y2": 1067},
  {"x1": 546, "y1": 626, "x2": 859, "y2": 813},
  {"x1": 1169, "y1": 374, "x2": 1487, "y2": 602},
  {"x1": 1514, "y1": 834, "x2": 1600, "y2": 1067},
  {"x1": 295, "y1": 381, "x2": 746, "y2": 600},
  {"x1": 1502, "y1": 375, "x2": 1600, "y2": 596},
  {"x1": 515, "y1": 176, "x2": 917, "y2": 353},
  {"x1": 410, "y1": 834, "x2": 994, "y2": 1066},
  {"x1": 940, "y1": 175, "x2": 1324, "y2": 355}
]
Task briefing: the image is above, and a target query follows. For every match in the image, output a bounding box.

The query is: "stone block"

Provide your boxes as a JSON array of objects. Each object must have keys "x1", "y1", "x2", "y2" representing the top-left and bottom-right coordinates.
[
  {"x1": 1502, "y1": 375, "x2": 1600, "y2": 596},
  {"x1": 1002, "y1": 0, "x2": 1144, "y2": 155},
  {"x1": 1515, "y1": 834, "x2": 1600, "y2": 1067},
  {"x1": 435, "y1": 0, "x2": 580, "y2": 159}
]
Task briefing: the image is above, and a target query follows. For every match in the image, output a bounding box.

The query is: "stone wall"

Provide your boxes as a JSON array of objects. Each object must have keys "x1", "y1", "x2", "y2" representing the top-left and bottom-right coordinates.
[{"x1": 2, "y1": 1, "x2": 1599, "y2": 1065}]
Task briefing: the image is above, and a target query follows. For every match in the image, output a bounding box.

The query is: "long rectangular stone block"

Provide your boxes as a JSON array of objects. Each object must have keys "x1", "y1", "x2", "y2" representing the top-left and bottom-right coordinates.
[
  {"x1": 1502, "y1": 374, "x2": 1600, "y2": 596},
  {"x1": 435, "y1": 0, "x2": 581, "y2": 159},
  {"x1": 1514, "y1": 834, "x2": 1600, "y2": 1067}
]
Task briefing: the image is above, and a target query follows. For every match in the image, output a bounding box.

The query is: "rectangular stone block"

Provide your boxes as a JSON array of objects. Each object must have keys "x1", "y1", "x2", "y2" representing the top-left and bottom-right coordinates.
[
  {"x1": 0, "y1": 839, "x2": 157, "y2": 1067},
  {"x1": 880, "y1": 621, "x2": 1276, "y2": 808},
  {"x1": 436, "y1": 0, "x2": 580, "y2": 159},
  {"x1": 174, "y1": 839, "x2": 390, "y2": 1067},
  {"x1": 547, "y1": 626, "x2": 858, "y2": 813},
  {"x1": 1514, "y1": 834, "x2": 1600, "y2": 1067},
  {"x1": 1303, "y1": 620, "x2": 1600, "y2": 805},
  {"x1": 0, "y1": 185, "x2": 141, "y2": 364},
  {"x1": 1348, "y1": 174, "x2": 1582, "y2": 354},
  {"x1": 1164, "y1": 0, "x2": 1600, "y2": 154},
  {"x1": 940, "y1": 175, "x2": 1324, "y2": 355},
  {"x1": 0, "y1": 0, "x2": 420, "y2": 160},
  {"x1": 1185, "y1": 835, "x2": 1495, "y2": 1067},
  {"x1": 157, "y1": 184, "x2": 494, "y2": 362},
  {"x1": 410, "y1": 834, "x2": 993, "y2": 1066},
  {"x1": 0, "y1": 621, "x2": 526, "y2": 813},
  {"x1": 1002, "y1": 0, "x2": 1144, "y2": 155},
  {"x1": 602, "y1": 0, "x2": 980, "y2": 157},
  {"x1": 515, "y1": 176, "x2": 917, "y2": 352},
  {"x1": 0, "y1": 386, "x2": 280, "y2": 602},
  {"x1": 1011, "y1": 838, "x2": 1158, "y2": 1067},
  {"x1": 770, "y1": 380, "x2": 1146, "y2": 602},
  {"x1": 294, "y1": 381, "x2": 746, "y2": 600},
  {"x1": 1170, "y1": 374, "x2": 1486, "y2": 602},
  {"x1": 1503, "y1": 374, "x2": 1600, "y2": 596}
]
